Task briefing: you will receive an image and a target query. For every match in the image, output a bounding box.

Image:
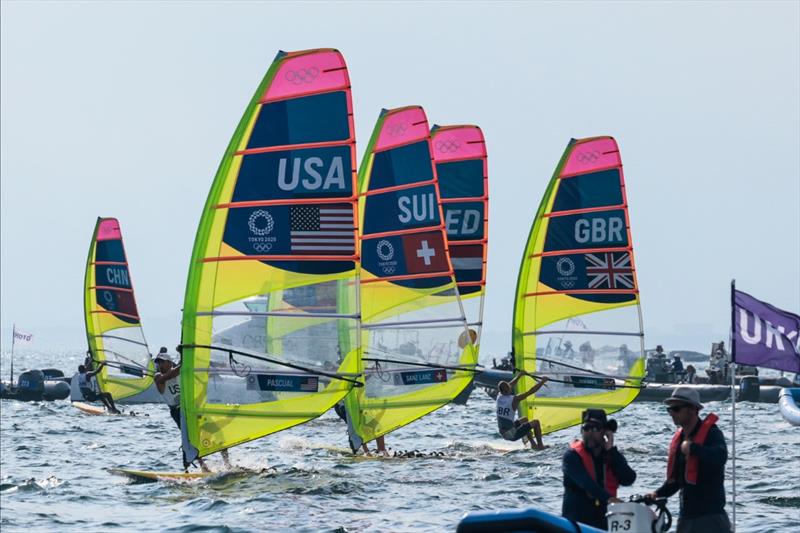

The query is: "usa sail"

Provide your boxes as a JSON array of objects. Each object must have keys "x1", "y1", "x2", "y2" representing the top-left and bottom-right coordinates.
[
  {"x1": 84, "y1": 217, "x2": 154, "y2": 400},
  {"x1": 345, "y1": 106, "x2": 477, "y2": 451},
  {"x1": 512, "y1": 137, "x2": 645, "y2": 435},
  {"x1": 180, "y1": 49, "x2": 361, "y2": 462},
  {"x1": 431, "y1": 124, "x2": 488, "y2": 347}
]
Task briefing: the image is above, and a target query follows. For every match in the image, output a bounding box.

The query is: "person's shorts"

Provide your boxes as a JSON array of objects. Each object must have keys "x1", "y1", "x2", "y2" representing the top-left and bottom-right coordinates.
[
  {"x1": 169, "y1": 406, "x2": 181, "y2": 428},
  {"x1": 500, "y1": 420, "x2": 533, "y2": 441},
  {"x1": 80, "y1": 388, "x2": 99, "y2": 402}
]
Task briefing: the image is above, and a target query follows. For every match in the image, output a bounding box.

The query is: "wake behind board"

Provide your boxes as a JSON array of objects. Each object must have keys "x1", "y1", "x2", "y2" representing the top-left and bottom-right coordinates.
[{"x1": 109, "y1": 468, "x2": 214, "y2": 483}]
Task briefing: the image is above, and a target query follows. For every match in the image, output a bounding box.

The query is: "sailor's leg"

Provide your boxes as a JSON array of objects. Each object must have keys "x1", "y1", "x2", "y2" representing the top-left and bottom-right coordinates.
[
  {"x1": 197, "y1": 457, "x2": 211, "y2": 473},
  {"x1": 221, "y1": 448, "x2": 231, "y2": 468},
  {"x1": 376, "y1": 435, "x2": 387, "y2": 454},
  {"x1": 532, "y1": 419, "x2": 544, "y2": 449}
]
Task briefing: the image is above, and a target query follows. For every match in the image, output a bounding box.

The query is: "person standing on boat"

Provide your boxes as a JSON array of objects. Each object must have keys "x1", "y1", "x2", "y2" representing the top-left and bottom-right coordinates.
[
  {"x1": 77, "y1": 362, "x2": 120, "y2": 414},
  {"x1": 561, "y1": 408, "x2": 636, "y2": 529},
  {"x1": 153, "y1": 348, "x2": 230, "y2": 472},
  {"x1": 495, "y1": 372, "x2": 548, "y2": 450},
  {"x1": 646, "y1": 387, "x2": 731, "y2": 533}
]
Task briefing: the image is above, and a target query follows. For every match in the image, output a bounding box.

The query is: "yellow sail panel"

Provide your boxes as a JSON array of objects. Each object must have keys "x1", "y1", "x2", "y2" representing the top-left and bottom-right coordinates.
[
  {"x1": 83, "y1": 217, "x2": 154, "y2": 400},
  {"x1": 180, "y1": 49, "x2": 361, "y2": 460},
  {"x1": 512, "y1": 137, "x2": 645, "y2": 435},
  {"x1": 344, "y1": 107, "x2": 477, "y2": 451}
]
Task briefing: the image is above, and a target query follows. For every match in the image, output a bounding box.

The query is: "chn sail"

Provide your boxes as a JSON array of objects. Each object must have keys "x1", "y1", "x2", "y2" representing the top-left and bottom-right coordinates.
[
  {"x1": 179, "y1": 49, "x2": 361, "y2": 462},
  {"x1": 345, "y1": 106, "x2": 477, "y2": 451},
  {"x1": 431, "y1": 124, "x2": 488, "y2": 348},
  {"x1": 512, "y1": 136, "x2": 645, "y2": 435},
  {"x1": 84, "y1": 217, "x2": 154, "y2": 400}
]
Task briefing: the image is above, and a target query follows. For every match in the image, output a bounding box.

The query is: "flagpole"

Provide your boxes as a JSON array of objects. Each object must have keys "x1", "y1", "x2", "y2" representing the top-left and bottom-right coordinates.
[
  {"x1": 729, "y1": 279, "x2": 736, "y2": 532},
  {"x1": 10, "y1": 323, "x2": 15, "y2": 384}
]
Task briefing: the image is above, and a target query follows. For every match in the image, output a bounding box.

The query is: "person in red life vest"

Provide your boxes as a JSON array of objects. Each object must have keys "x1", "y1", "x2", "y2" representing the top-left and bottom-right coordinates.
[
  {"x1": 561, "y1": 408, "x2": 636, "y2": 529},
  {"x1": 646, "y1": 387, "x2": 731, "y2": 532}
]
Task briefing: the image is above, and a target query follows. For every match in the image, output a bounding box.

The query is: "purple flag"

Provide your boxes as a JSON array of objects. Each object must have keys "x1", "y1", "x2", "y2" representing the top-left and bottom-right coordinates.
[{"x1": 732, "y1": 288, "x2": 800, "y2": 373}]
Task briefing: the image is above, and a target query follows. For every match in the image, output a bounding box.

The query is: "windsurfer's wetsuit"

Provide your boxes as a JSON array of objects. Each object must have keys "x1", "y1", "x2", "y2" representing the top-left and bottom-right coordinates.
[
  {"x1": 496, "y1": 393, "x2": 531, "y2": 441},
  {"x1": 77, "y1": 370, "x2": 119, "y2": 413},
  {"x1": 654, "y1": 414, "x2": 730, "y2": 532},
  {"x1": 561, "y1": 441, "x2": 636, "y2": 529}
]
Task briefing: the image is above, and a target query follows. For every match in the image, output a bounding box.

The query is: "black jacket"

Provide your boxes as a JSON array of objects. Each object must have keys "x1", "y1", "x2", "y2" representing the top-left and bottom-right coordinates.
[
  {"x1": 561, "y1": 445, "x2": 637, "y2": 529},
  {"x1": 655, "y1": 421, "x2": 728, "y2": 519}
]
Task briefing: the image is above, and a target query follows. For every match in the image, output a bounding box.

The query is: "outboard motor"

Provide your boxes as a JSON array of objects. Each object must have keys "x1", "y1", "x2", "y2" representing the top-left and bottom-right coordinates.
[
  {"x1": 606, "y1": 496, "x2": 671, "y2": 533},
  {"x1": 739, "y1": 375, "x2": 760, "y2": 402},
  {"x1": 16, "y1": 370, "x2": 45, "y2": 401}
]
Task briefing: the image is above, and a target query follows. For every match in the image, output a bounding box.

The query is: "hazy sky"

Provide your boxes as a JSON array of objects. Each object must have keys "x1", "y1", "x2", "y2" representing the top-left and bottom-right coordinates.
[{"x1": 1, "y1": 1, "x2": 798, "y2": 357}]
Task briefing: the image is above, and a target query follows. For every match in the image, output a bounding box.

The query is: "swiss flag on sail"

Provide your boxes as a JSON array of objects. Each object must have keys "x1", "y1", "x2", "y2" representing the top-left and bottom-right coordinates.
[{"x1": 401, "y1": 232, "x2": 449, "y2": 274}]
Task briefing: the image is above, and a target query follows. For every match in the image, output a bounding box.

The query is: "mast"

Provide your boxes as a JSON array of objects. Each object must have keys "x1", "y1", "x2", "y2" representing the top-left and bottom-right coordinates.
[{"x1": 10, "y1": 323, "x2": 15, "y2": 384}]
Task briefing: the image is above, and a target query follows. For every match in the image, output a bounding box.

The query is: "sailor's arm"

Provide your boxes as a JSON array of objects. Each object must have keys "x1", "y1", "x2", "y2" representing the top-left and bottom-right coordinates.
[
  {"x1": 514, "y1": 376, "x2": 549, "y2": 404},
  {"x1": 607, "y1": 447, "x2": 637, "y2": 486},
  {"x1": 562, "y1": 449, "x2": 611, "y2": 503},
  {"x1": 86, "y1": 361, "x2": 106, "y2": 379},
  {"x1": 653, "y1": 479, "x2": 679, "y2": 499},
  {"x1": 688, "y1": 425, "x2": 728, "y2": 467},
  {"x1": 154, "y1": 365, "x2": 181, "y2": 386}
]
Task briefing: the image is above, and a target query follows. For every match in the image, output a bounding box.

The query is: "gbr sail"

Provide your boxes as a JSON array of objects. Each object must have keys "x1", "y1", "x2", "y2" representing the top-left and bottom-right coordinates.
[
  {"x1": 179, "y1": 49, "x2": 361, "y2": 461},
  {"x1": 345, "y1": 107, "x2": 477, "y2": 450},
  {"x1": 512, "y1": 137, "x2": 645, "y2": 435},
  {"x1": 431, "y1": 125, "x2": 488, "y2": 346},
  {"x1": 84, "y1": 217, "x2": 154, "y2": 400}
]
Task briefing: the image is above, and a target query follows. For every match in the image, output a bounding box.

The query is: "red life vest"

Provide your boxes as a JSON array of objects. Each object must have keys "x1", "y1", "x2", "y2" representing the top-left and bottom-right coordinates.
[
  {"x1": 666, "y1": 413, "x2": 719, "y2": 485},
  {"x1": 570, "y1": 440, "x2": 619, "y2": 497}
]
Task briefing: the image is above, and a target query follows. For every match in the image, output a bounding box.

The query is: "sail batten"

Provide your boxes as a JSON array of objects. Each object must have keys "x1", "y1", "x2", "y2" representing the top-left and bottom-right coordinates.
[
  {"x1": 83, "y1": 217, "x2": 154, "y2": 401},
  {"x1": 512, "y1": 136, "x2": 644, "y2": 435}
]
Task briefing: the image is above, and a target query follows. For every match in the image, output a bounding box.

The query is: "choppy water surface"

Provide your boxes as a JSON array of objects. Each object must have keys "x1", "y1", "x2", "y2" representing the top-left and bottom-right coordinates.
[{"x1": 1, "y1": 350, "x2": 798, "y2": 532}]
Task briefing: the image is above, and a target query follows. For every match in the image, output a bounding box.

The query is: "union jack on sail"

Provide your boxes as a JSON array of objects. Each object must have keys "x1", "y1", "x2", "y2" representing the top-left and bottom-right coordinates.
[{"x1": 585, "y1": 252, "x2": 634, "y2": 289}]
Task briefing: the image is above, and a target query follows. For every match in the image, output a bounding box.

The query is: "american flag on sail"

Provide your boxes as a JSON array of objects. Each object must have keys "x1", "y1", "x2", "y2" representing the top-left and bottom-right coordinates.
[
  {"x1": 290, "y1": 205, "x2": 355, "y2": 254},
  {"x1": 585, "y1": 252, "x2": 634, "y2": 289}
]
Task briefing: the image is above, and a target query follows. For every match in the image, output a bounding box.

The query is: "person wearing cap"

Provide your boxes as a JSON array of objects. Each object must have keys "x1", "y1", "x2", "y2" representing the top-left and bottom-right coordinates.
[
  {"x1": 153, "y1": 347, "x2": 230, "y2": 472},
  {"x1": 561, "y1": 408, "x2": 636, "y2": 529},
  {"x1": 646, "y1": 386, "x2": 730, "y2": 532},
  {"x1": 495, "y1": 371, "x2": 548, "y2": 450}
]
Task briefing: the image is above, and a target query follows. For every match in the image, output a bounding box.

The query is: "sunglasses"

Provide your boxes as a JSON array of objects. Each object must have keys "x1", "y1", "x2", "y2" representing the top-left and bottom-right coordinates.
[
  {"x1": 581, "y1": 424, "x2": 603, "y2": 433},
  {"x1": 666, "y1": 404, "x2": 687, "y2": 413}
]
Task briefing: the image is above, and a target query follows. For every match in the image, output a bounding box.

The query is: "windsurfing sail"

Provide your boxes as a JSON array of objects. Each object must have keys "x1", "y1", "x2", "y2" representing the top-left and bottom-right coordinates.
[
  {"x1": 431, "y1": 124, "x2": 488, "y2": 348},
  {"x1": 84, "y1": 217, "x2": 154, "y2": 400},
  {"x1": 179, "y1": 49, "x2": 361, "y2": 461},
  {"x1": 512, "y1": 136, "x2": 645, "y2": 435},
  {"x1": 344, "y1": 106, "x2": 477, "y2": 451}
]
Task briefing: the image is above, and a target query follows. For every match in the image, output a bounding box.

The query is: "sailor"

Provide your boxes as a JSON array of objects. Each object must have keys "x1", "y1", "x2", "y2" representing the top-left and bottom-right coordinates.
[
  {"x1": 153, "y1": 347, "x2": 230, "y2": 472},
  {"x1": 495, "y1": 372, "x2": 548, "y2": 450},
  {"x1": 561, "y1": 409, "x2": 636, "y2": 529},
  {"x1": 684, "y1": 365, "x2": 697, "y2": 384},
  {"x1": 646, "y1": 387, "x2": 731, "y2": 533},
  {"x1": 77, "y1": 362, "x2": 120, "y2": 414}
]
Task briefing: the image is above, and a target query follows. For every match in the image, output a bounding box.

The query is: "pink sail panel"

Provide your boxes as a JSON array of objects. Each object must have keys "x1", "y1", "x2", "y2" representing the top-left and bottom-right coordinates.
[
  {"x1": 561, "y1": 137, "x2": 621, "y2": 177},
  {"x1": 96, "y1": 218, "x2": 122, "y2": 241},
  {"x1": 431, "y1": 125, "x2": 486, "y2": 162},
  {"x1": 263, "y1": 49, "x2": 350, "y2": 102},
  {"x1": 374, "y1": 107, "x2": 429, "y2": 152}
]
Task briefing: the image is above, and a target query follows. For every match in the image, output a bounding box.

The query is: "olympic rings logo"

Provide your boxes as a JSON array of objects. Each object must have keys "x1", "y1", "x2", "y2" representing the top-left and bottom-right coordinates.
[
  {"x1": 556, "y1": 257, "x2": 576, "y2": 276},
  {"x1": 576, "y1": 151, "x2": 600, "y2": 163},
  {"x1": 560, "y1": 280, "x2": 575, "y2": 289},
  {"x1": 435, "y1": 139, "x2": 461, "y2": 153},
  {"x1": 285, "y1": 67, "x2": 319, "y2": 85},
  {"x1": 386, "y1": 123, "x2": 408, "y2": 137},
  {"x1": 376, "y1": 239, "x2": 394, "y2": 261},
  {"x1": 252, "y1": 242, "x2": 273, "y2": 253},
  {"x1": 381, "y1": 266, "x2": 396, "y2": 275},
  {"x1": 248, "y1": 210, "x2": 274, "y2": 236}
]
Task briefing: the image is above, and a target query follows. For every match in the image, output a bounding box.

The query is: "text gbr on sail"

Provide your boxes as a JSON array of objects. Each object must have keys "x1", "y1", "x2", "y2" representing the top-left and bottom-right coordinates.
[{"x1": 574, "y1": 216, "x2": 624, "y2": 244}]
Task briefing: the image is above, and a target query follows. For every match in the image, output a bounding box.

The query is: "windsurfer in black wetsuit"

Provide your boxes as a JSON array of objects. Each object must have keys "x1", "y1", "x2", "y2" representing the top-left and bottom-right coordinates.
[{"x1": 77, "y1": 362, "x2": 120, "y2": 413}]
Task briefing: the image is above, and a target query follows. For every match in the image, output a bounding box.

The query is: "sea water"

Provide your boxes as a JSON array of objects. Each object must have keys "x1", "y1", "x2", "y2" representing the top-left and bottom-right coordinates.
[{"x1": 1, "y1": 349, "x2": 798, "y2": 532}]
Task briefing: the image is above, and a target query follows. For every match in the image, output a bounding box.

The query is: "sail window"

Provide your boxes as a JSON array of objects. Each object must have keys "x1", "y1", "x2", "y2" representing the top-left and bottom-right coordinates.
[
  {"x1": 552, "y1": 169, "x2": 622, "y2": 212},
  {"x1": 368, "y1": 141, "x2": 434, "y2": 190},
  {"x1": 436, "y1": 159, "x2": 484, "y2": 198}
]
